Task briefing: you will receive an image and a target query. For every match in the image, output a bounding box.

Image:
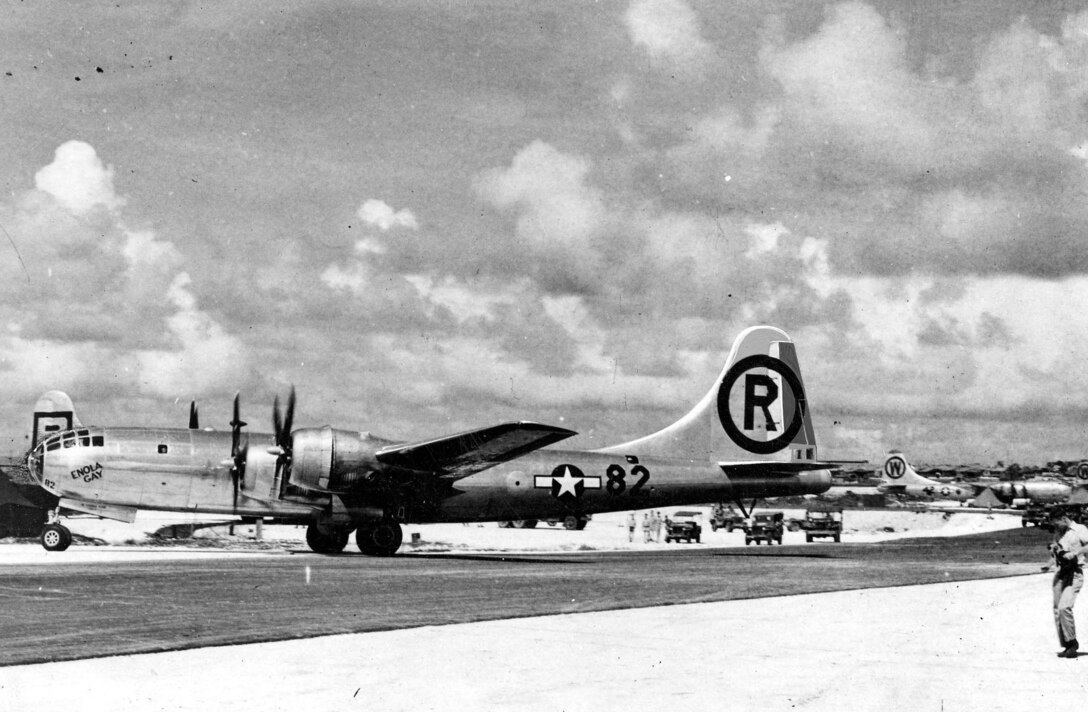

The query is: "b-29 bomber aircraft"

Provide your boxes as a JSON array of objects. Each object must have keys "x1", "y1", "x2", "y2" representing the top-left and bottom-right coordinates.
[
  {"x1": 27, "y1": 326, "x2": 835, "y2": 555},
  {"x1": 877, "y1": 451, "x2": 1075, "y2": 506}
]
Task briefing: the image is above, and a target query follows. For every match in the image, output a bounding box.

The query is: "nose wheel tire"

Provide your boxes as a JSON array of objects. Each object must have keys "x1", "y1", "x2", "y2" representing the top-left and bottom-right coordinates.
[{"x1": 41, "y1": 524, "x2": 72, "y2": 552}]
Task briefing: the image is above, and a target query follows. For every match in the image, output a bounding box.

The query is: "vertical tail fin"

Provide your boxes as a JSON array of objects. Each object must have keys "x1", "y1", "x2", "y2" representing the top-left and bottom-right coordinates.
[
  {"x1": 595, "y1": 326, "x2": 817, "y2": 463},
  {"x1": 878, "y1": 451, "x2": 974, "y2": 500},
  {"x1": 31, "y1": 391, "x2": 82, "y2": 450},
  {"x1": 878, "y1": 451, "x2": 934, "y2": 487}
]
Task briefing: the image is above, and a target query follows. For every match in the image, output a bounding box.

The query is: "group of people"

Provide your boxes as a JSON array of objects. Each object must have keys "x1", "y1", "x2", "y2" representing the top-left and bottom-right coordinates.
[{"x1": 626, "y1": 511, "x2": 667, "y2": 542}]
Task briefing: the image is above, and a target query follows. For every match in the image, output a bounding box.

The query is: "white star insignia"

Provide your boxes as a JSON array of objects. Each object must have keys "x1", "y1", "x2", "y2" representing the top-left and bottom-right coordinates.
[{"x1": 554, "y1": 466, "x2": 581, "y2": 498}]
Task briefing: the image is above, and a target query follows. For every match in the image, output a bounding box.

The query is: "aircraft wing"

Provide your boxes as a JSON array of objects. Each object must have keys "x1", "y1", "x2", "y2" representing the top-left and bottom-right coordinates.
[
  {"x1": 718, "y1": 461, "x2": 846, "y2": 477},
  {"x1": 376, "y1": 422, "x2": 577, "y2": 479}
]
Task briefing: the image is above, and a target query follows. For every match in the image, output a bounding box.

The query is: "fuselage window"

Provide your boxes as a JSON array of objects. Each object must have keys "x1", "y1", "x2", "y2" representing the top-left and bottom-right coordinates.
[
  {"x1": 46, "y1": 440, "x2": 61, "y2": 452},
  {"x1": 92, "y1": 435, "x2": 104, "y2": 447},
  {"x1": 158, "y1": 444, "x2": 168, "y2": 454}
]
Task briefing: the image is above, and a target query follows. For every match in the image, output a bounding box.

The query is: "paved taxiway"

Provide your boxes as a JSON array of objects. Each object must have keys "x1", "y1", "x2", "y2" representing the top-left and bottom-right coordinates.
[
  {"x1": 0, "y1": 534, "x2": 1040, "y2": 666},
  {"x1": 0, "y1": 512, "x2": 1072, "y2": 710},
  {"x1": 1, "y1": 571, "x2": 1084, "y2": 711}
]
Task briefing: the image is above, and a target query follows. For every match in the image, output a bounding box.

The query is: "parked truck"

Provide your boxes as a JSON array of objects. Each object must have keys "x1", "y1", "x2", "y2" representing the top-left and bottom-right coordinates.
[
  {"x1": 709, "y1": 503, "x2": 746, "y2": 532},
  {"x1": 801, "y1": 510, "x2": 842, "y2": 543},
  {"x1": 664, "y1": 510, "x2": 703, "y2": 543},
  {"x1": 744, "y1": 511, "x2": 784, "y2": 545}
]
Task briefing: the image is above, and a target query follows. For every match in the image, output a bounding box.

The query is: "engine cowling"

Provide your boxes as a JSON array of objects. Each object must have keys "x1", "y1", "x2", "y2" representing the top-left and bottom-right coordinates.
[{"x1": 289, "y1": 426, "x2": 380, "y2": 492}]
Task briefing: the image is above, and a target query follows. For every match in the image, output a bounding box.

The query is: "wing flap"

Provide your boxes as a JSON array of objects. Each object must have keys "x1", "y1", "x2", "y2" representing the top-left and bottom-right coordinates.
[
  {"x1": 59, "y1": 497, "x2": 138, "y2": 523},
  {"x1": 719, "y1": 460, "x2": 842, "y2": 477},
  {"x1": 376, "y1": 422, "x2": 577, "y2": 479}
]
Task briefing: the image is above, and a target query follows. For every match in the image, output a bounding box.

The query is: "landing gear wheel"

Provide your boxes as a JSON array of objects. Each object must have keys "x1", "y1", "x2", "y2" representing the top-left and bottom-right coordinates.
[
  {"x1": 512, "y1": 519, "x2": 538, "y2": 529},
  {"x1": 575, "y1": 517, "x2": 587, "y2": 531},
  {"x1": 306, "y1": 524, "x2": 349, "y2": 554},
  {"x1": 563, "y1": 515, "x2": 579, "y2": 530},
  {"x1": 41, "y1": 524, "x2": 72, "y2": 552},
  {"x1": 357, "y1": 521, "x2": 403, "y2": 556}
]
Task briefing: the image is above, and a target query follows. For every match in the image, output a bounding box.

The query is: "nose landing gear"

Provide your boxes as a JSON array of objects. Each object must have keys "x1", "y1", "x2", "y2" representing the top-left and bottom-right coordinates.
[{"x1": 41, "y1": 509, "x2": 72, "y2": 551}]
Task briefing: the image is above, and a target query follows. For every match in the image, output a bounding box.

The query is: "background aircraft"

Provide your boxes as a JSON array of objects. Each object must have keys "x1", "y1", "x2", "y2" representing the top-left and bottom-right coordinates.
[
  {"x1": 877, "y1": 451, "x2": 1072, "y2": 506},
  {"x1": 27, "y1": 325, "x2": 836, "y2": 555}
]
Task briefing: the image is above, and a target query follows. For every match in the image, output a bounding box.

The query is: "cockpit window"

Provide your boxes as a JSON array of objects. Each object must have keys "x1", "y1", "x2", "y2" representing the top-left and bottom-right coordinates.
[{"x1": 49, "y1": 429, "x2": 103, "y2": 450}]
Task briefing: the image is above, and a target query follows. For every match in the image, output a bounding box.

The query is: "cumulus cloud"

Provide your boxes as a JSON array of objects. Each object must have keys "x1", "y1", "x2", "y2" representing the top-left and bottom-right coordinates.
[
  {"x1": 0, "y1": 142, "x2": 251, "y2": 403},
  {"x1": 357, "y1": 199, "x2": 418, "y2": 231},
  {"x1": 405, "y1": 274, "x2": 523, "y2": 323},
  {"x1": 474, "y1": 140, "x2": 606, "y2": 248},
  {"x1": 473, "y1": 141, "x2": 610, "y2": 292},
  {"x1": 625, "y1": 0, "x2": 713, "y2": 74},
  {"x1": 34, "y1": 141, "x2": 125, "y2": 215},
  {"x1": 760, "y1": 2, "x2": 946, "y2": 171},
  {"x1": 634, "y1": 2, "x2": 1088, "y2": 282},
  {"x1": 135, "y1": 273, "x2": 249, "y2": 396}
]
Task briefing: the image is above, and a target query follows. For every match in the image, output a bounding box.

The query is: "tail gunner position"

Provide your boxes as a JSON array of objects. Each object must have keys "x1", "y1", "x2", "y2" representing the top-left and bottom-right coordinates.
[{"x1": 26, "y1": 326, "x2": 834, "y2": 555}]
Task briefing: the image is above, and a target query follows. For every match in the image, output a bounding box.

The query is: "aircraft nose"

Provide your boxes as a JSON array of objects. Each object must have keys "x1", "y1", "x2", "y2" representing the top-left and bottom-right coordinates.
[{"x1": 26, "y1": 444, "x2": 45, "y2": 485}]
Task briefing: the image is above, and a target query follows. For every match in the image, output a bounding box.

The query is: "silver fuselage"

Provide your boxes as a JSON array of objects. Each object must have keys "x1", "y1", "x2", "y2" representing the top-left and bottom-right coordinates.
[{"x1": 29, "y1": 426, "x2": 832, "y2": 524}]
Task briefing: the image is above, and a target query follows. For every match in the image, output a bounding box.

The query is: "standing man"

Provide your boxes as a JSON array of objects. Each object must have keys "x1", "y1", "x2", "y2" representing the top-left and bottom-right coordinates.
[
  {"x1": 1045, "y1": 509, "x2": 1088, "y2": 658},
  {"x1": 627, "y1": 512, "x2": 636, "y2": 543},
  {"x1": 642, "y1": 513, "x2": 651, "y2": 543}
]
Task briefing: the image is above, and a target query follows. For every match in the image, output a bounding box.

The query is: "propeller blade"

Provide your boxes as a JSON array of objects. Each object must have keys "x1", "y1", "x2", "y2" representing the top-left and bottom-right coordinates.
[
  {"x1": 230, "y1": 394, "x2": 247, "y2": 450},
  {"x1": 283, "y1": 386, "x2": 295, "y2": 444},
  {"x1": 232, "y1": 467, "x2": 239, "y2": 513},
  {"x1": 271, "y1": 387, "x2": 296, "y2": 499},
  {"x1": 228, "y1": 393, "x2": 248, "y2": 513},
  {"x1": 273, "y1": 394, "x2": 283, "y2": 445},
  {"x1": 188, "y1": 401, "x2": 199, "y2": 430}
]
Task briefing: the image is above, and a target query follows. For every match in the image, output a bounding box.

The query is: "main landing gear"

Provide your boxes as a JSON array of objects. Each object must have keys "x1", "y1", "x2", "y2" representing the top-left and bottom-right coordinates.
[
  {"x1": 305, "y1": 521, "x2": 404, "y2": 557},
  {"x1": 305, "y1": 524, "x2": 350, "y2": 554},
  {"x1": 356, "y1": 521, "x2": 403, "y2": 557}
]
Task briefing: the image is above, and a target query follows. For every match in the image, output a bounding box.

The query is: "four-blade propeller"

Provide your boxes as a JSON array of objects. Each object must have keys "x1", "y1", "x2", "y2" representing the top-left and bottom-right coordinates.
[
  {"x1": 271, "y1": 387, "x2": 296, "y2": 499},
  {"x1": 214, "y1": 389, "x2": 295, "y2": 511}
]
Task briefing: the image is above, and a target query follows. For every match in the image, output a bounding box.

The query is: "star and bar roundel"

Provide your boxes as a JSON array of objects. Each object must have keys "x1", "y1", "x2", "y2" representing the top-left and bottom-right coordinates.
[{"x1": 534, "y1": 464, "x2": 601, "y2": 501}]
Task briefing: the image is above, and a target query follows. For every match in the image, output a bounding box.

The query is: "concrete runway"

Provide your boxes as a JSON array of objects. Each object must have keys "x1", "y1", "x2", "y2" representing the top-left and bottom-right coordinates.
[
  {"x1": 0, "y1": 569, "x2": 1083, "y2": 711},
  {"x1": 0, "y1": 529, "x2": 1045, "y2": 666},
  {"x1": 0, "y1": 524, "x2": 1075, "y2": 711}
]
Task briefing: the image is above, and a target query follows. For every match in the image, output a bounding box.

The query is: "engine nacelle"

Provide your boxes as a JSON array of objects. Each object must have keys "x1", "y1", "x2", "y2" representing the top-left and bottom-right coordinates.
[{"x1": 289, "y1": 426, "x2": 380, "y2": 492}]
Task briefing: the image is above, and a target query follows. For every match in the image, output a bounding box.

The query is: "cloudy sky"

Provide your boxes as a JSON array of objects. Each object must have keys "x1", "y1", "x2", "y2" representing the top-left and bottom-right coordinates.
[{"x1": 2, "y1": 0, "x2": 1088, "y2": 465}]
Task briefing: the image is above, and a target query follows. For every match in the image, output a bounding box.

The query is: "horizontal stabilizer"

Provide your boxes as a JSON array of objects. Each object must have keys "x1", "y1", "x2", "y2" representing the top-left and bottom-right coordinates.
[
  {"x1": 719, "y1": 461, "x2": 839, "y2": 477},
  {"x1": 377, "y1": 422, "x2": 577, "y2": 479}
]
